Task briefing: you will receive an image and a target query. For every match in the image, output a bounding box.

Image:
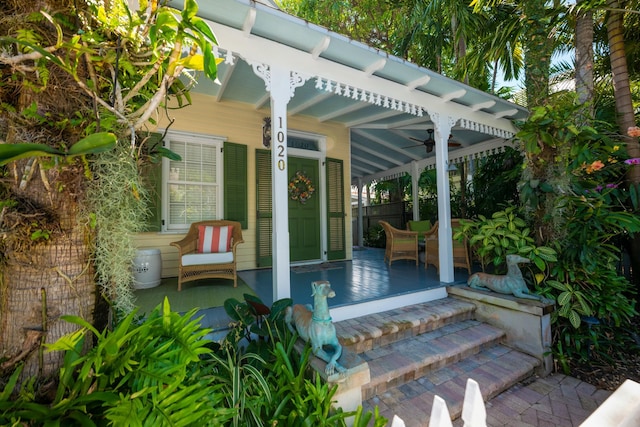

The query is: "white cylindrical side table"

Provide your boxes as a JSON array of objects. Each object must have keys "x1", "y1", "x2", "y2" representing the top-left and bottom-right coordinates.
[{"x1": 133, "y1": 248, "x2": 162, "y2": 289}]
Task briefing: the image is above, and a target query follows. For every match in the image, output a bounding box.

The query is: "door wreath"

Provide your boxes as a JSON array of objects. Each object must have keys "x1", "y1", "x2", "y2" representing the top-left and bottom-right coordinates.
[{"x1": 288, "y1": 171, "x2": 315, "y2": 204}]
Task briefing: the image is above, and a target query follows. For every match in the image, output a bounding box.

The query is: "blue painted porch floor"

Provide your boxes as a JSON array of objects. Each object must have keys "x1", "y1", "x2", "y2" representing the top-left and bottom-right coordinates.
[
  {"x1": 239, "y1": 247, "x2": 470, "y2": 308},
  {"x1": 175, "y1": 247, "x2": 473, "y2": 337}
]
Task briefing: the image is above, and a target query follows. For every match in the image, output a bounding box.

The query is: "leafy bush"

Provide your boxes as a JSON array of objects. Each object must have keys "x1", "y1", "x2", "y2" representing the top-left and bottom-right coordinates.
[
  {"x1": 454, "y1": 206, "x2": 557, "y2": 276},
  {"x1": 220, "y1": 294, "x2": 387, "y2": 426},
  {"x1": 224, "y1": 293, "x2": 292, "y2": 353},
  {"x1": 364, "y1": 224, "x2": 385, "y2": 248},
  {"x1": 515, "y1": 95, "x2": 640, "y2": 370},
  {"x1": 469, "y1": 147, "x2": 524, "y2": 218},
  {"x1": 0, "y1": 299, "x2": 232, "y2": 426},
  {"x1": 1, "y1": 297, "x2": 387, "y2": 426}
]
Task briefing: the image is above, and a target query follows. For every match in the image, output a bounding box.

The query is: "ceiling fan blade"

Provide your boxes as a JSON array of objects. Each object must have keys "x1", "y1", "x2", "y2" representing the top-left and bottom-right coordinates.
[
  {"x1": 409, "y1": 137, "x2": 425, "y2": 143},
  {"x1": 448, "y1": 141, "x2": 462, "y2": 147}
]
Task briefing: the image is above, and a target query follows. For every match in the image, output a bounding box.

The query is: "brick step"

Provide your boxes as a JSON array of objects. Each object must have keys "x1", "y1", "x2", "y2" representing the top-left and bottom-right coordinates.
[
  {"x1": 363, "y1": 345, "x2": 541, "y2": 425},
  {"x1": 334, "y1": 298, "x2": 477, "y2": 354},
  {"x1": 361, "y1": 320, "x2": 506, "y2": 400}
]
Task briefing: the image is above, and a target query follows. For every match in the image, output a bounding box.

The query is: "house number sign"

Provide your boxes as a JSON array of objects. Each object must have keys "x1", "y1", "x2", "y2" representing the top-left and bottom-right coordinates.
[{"x1": 275, "y1": 116, "x2": 286, "y2": 171}]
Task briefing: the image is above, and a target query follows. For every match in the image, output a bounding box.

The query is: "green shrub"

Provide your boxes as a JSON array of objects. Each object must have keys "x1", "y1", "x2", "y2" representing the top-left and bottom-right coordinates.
[
  {"x1": 364, "y1": 224, "x2": 385, "y2": 248},
  {"x1": 469, "y1": 147, "x2": 524, "y2": 218},
  {"x1": 0, "y1": 299, "x2": 233, "y2": 426},
  {"x1": 220, "y1": 294, "x2": 388, "y2": 426},
  {"x1": 0, "y1": 297, "x2": 387, "y2": 426},
  {"x1": 223, "y1": 293, "x2": 292, "y2": 355},
  {"x1": 515, "y1": 95, "x2": 640, "y2": 370},
  {"x1": 454, "y1": 206, "x2": 556, "y2": 276}
]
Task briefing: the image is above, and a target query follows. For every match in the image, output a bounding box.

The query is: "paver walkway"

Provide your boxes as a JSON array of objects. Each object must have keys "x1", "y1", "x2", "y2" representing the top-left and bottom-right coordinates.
[
  {"x1": 375, "y1": 372, "x2": 612, "y2": 427},
  {"x1": 444, "y1": 374, "x2": 613, "y2": 427}
]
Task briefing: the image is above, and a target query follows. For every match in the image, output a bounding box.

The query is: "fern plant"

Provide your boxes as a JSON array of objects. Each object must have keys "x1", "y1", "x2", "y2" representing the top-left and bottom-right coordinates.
[{"x1": 0, "y1": 299, "x2": 234, "y2": 426}]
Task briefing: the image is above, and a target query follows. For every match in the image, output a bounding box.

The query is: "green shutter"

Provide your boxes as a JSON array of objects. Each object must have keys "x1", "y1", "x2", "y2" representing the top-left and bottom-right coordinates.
[
  {"x1": 326, "y1": 158, "x2": 346, "y2": 260},
  {"x1": 224, "y1": 142, "x2": 248, "y2": 229},
  {"x1": 142, "y1": 132, "x2": 163, "y2": 232},
  {"x1": 256, "y1": 149, "x2": 272, "y2": 267}
]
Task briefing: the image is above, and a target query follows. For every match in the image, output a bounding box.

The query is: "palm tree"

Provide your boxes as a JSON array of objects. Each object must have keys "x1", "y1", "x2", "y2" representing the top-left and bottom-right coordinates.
[
  {"x1": 470, "y1": 3, "x2": 525, "y2": 93},
  {"x1": 281, "y1": 0, "x2": 492, "y2": 87},
  {"x1": 395, "y1": 0, "x2": 486, "y2": 85},
  {"x1": 606, "y1": 0, "x2": 639, "y2": 162},
  {"x1": 0, "y1": 0, "x2": 219, "y2": 380},
  {"x1": 575, "y1": 0, "x2": 595, "y2": 114},
  {"x1": 471, "y1": 0, "x2": 568, "y2": 107},
  {"x1": 0, "y1": 0, "x2": 98, "y2": 382},
  {"x1": 605, "y1": 0, "x2": 640, "y2": 286}
]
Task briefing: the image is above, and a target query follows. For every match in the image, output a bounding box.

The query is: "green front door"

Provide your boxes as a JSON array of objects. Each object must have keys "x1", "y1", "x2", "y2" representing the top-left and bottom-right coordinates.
[
  {"x1": 255, "y1": 151, "x2": 322, "y2": 266},
  {"x1": 288, "y1": 157, "x2": 321, "y2": 262}
]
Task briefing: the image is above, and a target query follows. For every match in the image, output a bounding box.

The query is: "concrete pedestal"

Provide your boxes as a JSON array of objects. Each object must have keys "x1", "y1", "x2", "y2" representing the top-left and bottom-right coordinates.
[{"x1": 448, "y1": 285, "x2": 555, "y2": 376}]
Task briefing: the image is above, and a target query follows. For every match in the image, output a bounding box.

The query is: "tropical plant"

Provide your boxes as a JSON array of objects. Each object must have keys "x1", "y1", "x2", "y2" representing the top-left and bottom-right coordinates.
[
  {"x1": 516, "y1": 96, "x2": 640, "y2": 369},
  {"x1": 0, "y1": 0, "x2": 220, "y2": 380},
  {"x1": 0, "y1": 299, "x2": 234, "y2": 426},
  {"x1": 0, "y1": 132, "x2": 117, "y2": 166},
  {"x1": 223, "y1": 293, "x2": 293, "y2": 356},
  {"x1": 279, "y1": 0, "x2": 508, "y2": 91},
  {"x1": 1, "y1": 298, "x2": 389, "y2": 425},
  {"x1": 220, "y1": 294, "x2": 388, "y2": 426},
  {"x1": 471, "y1": 0, "x2": 568, "y2": 107},
  {"x1": 454, "y1": 206, "x2": 557, "y2": 277},
  {"x1": 266, "y1": 339, "x2": 386, "y2": 427},
  {"x1": 468, "y1": 147, "x2": 524, "y2": 218},
  {"x1": 364, "y1": 224, "x2": 385, "y2": 248},
  {"x1": 206, "y1": 343, "x2": 271, "y2": 427}
]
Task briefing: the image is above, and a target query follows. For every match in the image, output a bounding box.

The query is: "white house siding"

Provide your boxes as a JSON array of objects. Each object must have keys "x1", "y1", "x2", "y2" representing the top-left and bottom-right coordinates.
[{"x1": 134, "y1": 93, "x2": 352, "y2": 278}]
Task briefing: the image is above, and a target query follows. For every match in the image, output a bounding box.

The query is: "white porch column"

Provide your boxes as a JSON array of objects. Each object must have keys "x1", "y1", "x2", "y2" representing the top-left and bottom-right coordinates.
[
  {"x1": 357, "y1": 178, "x2": 364, "y2": 247},
  {"x1": 431, "y1": 113, "x2": 457, "y2": 283},
  {"x1": 270, "y1": 67, "x2": 291, "y2": 301},
  {"x1": 411, "y1": 160, "x2": 420, "y2": 221},
  {"x1": 252, "y1": 63, "x2": 309, "y2": 301}
]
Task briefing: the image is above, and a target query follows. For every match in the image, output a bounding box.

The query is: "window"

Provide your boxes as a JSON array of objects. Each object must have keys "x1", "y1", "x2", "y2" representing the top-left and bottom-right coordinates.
[{"x1": 162, "y1": 131, "x2": 224, "y2": 231}]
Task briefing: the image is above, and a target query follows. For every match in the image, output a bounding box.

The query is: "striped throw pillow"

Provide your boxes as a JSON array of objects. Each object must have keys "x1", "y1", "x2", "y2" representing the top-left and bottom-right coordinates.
[{"x1": 197, "y1": 225, "x2": 233, "y2": 253}]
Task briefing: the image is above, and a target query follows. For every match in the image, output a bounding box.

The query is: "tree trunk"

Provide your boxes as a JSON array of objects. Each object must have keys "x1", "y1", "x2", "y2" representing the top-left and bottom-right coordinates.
[
  {"x1": 606, "y1": 0, "x2": 640, "y2": 287},
  {"x1": 575, "y1": 0, "x2": 594, "y2": 120},
  {"x1": 1, "y1": 163, "x2": 95, "y2": 381},
  {"x1": 0, "y1": 0, "x2": 97, "y2": 381},
  {"x1": 520, "y1": 0, "x2": 556, "y2": 244},
  {"x1": 523, "y1": 0, "x2": 553, "y2": 108}
]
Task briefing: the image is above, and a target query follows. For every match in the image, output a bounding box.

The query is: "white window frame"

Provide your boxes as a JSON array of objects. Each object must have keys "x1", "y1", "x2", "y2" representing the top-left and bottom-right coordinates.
[{"x1": 161, "y1": 130, "x2": 225, "y2": 232}]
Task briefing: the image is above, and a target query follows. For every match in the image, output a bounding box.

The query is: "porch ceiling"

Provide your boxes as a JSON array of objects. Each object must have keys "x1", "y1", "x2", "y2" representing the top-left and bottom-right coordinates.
[{"x1": 169, "y1": 0, "x2": 529, "y2": 185}]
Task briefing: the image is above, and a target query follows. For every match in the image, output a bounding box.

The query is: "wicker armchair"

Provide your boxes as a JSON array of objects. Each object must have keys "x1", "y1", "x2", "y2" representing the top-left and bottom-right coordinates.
[
  {"x1": 424, "y1": 219, "x2": 471, "y2": 274},
  {"x1": 170, "y1": 220, "x2": 244, "y2": 291},
  {"x1": 379, "y1": 220, "x2": 419, "y2": 266}
]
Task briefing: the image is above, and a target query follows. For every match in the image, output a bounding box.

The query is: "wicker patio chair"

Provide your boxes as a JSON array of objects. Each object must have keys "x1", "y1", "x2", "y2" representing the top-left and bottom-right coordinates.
[
  {"x1": 379, "y1": 220, "x2": 419, "y2": 266},
  {"x1": 424, "y1": 219, "x2": 472, "y2": 274},
  {"x1": 170, "y1": 220, "x2": 244, "y2": 291}
]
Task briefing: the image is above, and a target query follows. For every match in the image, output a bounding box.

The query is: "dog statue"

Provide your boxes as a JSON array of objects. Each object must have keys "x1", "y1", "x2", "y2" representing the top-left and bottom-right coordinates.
[
  {"x1": 468, "y1": 254, "x2": 551, "y2": 303},
  {"x1": 285, "y1": 280, "x2": 346, "y2": 376}
]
